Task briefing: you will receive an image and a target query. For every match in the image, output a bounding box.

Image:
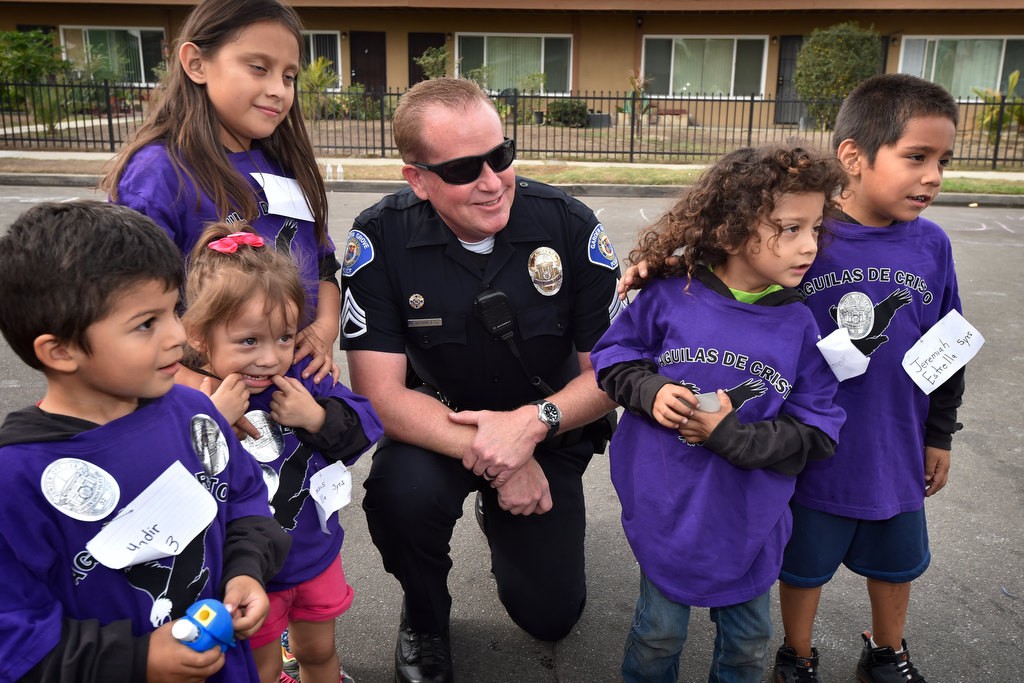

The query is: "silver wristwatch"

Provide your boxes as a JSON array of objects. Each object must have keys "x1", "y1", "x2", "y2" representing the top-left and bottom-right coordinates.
[{"x1": 531, "y1": 400, "x2": 561, "y2": 440}]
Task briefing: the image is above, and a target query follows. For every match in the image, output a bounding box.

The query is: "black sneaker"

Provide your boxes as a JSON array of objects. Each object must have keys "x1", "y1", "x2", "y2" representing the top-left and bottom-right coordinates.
[
  {"x1": 855, "y1": 631, "x2": 927, "y2": 682},
  {"x1": 395, "y1": 606, "x2": 453, "y2": 683},
  {"x1": 773, "y1": 643, "x2": 821, "y2": 682}
]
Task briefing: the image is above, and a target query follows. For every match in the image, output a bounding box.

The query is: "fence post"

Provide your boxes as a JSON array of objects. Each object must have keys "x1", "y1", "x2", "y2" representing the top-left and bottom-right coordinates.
[
  {"x1": 746, "y1": 93, "x2": 756, "y2": 147},
  {"x1": 511, "y1": 89, "x2": 519, "y2": 149},
  {"x1": 628, "y1": 91, "x2": 637, "y2": 164},
  {"x1": 378, "y1": 89, "x2": 387, "y2": 158},
  {"x1": 104, "y1": 80, "x2": 117, "y2": 153},
  {"x1": 991, "y1": 94, "x2": 1007, "y2": 170}
]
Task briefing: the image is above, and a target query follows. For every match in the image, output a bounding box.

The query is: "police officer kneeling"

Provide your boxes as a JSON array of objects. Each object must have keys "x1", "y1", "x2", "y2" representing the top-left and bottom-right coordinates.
[{"x1": 341, "y1": 78, "x2": 622, "y2": 683}]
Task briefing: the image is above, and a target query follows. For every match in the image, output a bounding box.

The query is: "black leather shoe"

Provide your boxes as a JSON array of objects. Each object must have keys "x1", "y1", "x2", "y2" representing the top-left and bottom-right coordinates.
[
  {"x1": 395, "y1": 612, "x2": 453, "y2": 683},
  {"x1": 474, "y1": 491, "x2": 486, "y2": 536}
]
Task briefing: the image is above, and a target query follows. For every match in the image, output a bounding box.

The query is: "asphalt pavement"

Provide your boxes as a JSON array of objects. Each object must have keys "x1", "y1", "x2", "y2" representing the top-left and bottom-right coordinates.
[{"x1": 0, "y1": 172, "x2": 1020, "y2": 682}]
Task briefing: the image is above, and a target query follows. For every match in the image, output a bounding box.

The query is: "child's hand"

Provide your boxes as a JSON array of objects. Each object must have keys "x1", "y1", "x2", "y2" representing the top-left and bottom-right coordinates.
[
  {"x1": 223, "y1": 575, "x2": 269, "y2": 640},
  {"x1": 678, "y1": 390, "x2": 732, "y2": 444},
  {"x1": 616, "y1": 255, "x2": 683, "y2": 301},
  {"x1": 270, "y1": 375, "x2": 327, "y2": 432},
  {"x1": 200, "y1": 374, "x2": 259, "y2": 439},
  {"x1": 617, "y1": 260, "x2": 651, "y2": 301},
  {"x1": 294, "y1": 319, "x2": 340, "y2": 384},
  {"x1": 147, "y1": 620, "x2": 225, "y2": 682},
  {"x1": 652, "y1": 383, "x2": 699, "y2": 429},
  {"x1": 924, "y1": 446, "x2": 951, "y2": 496}
]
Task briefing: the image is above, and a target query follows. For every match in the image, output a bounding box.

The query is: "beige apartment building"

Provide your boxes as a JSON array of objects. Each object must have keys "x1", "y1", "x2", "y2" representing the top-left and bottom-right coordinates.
[{"x1": 2, "y1": 0, "x2": 1022, "y2": 124}]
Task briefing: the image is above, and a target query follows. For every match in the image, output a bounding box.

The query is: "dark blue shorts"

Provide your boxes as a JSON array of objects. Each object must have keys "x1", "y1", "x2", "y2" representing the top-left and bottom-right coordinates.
[{"x1": 779, "y1": 502, "x2": 930, "y2": 587}]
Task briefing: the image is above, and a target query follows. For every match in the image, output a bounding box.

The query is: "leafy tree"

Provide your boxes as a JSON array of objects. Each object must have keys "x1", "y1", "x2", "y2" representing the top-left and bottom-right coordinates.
[
  {"x1": 0, "y1": 29, "x2": 67, "y2": 83},
  {"x1": 793, "y1": 22, "x2": 882, "y2": 130},
  {"x1": 413, "y1": 46, "x2": 448, "y2": 79}
]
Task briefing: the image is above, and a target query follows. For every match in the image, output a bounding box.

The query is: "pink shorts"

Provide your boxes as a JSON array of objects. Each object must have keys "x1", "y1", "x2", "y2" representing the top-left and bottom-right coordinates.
[{"x1": 250, "y1": 555, "x2": 354, "y2": 649}]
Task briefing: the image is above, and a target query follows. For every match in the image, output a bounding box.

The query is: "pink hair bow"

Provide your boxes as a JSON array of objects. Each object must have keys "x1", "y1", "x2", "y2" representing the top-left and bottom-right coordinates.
[{"x1": 208, "y1": 232, "x2": 265, "y2": 253}]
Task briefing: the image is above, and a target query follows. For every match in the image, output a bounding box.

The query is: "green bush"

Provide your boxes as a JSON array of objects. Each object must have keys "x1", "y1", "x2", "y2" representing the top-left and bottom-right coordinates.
[
  {"x1": 546, "y1": 98, "x2": 589, "y2": 127},
  {"x1": 0, "y1": 30, "x2": 68, "y2": 83},
  {"x1": 973, "y1": 70, "x2": 1024, "y2": 144},
  {"x1": 338, "y1": 83, "x2": 382, "y2": 120},
  {"x1": 793, "y1": 22, "x2": 882, "y2": 130},
  {"x1": 298, "y1": 57, "x2": 339, "y2": 121},
  {"x1": 516, "y1": 72, "x2": 546, "y2": 123},
  {"x1": 414, "y1": 46, "x2": 448, "y2": 79},
  {"x1": 28, "y1": 84, "x2": 66, "y2": 132}
]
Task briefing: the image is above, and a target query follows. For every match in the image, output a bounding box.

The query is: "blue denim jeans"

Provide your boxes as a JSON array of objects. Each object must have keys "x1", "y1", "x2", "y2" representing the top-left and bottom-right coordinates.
[{"x1": 621, "y1": 572, "x2": 772, "y2": 683}]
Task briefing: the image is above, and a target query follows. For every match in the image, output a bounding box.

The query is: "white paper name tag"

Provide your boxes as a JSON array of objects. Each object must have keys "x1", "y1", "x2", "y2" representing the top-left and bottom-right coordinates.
[
  {"x1": 309, "y1": 462, "x2": 353, "y2": 534},
  {"x1": 816, "y1": 327, "x2": 870, "y2": 381},
  {"x1": 902, "y1": 310, "x2": 984, "y2": 394},
  {"x1": 86, "y1": 461, "x2": 217, "y2": 569},
  {"x1": 250, "y1": 173, "x2": 314, "y2": 222}
]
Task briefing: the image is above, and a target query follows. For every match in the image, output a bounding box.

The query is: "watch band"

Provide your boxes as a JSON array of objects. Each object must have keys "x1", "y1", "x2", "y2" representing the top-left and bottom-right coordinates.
[{"x1": 530, "y1": 399, "x2": 561, "y2": 440}]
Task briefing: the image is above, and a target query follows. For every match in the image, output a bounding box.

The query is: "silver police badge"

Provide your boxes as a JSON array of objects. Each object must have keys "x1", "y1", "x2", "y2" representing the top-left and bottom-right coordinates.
[
  {"x1": 40, "y1": 458, "x2": 120, "y2": 521},
  {"x1": 190, "y1": 414, "x2": 230, "y2": 476},
  {"x1": 528, "y1": 247, "x2": 563, "y2": 296},
  {"x1": 241, "y1": 410, "x2": 285, "y2": 463},
  {"x1": 836, "y1": 292, "x2": 875, "y2": 340},
  {"x1": 409, "y1": 293, "x2": 425, "y2": 309}
]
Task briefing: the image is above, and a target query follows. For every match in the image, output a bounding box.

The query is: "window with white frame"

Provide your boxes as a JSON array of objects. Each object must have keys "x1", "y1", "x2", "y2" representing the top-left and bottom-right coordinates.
[
  {"x1": 61, "y1": 26, "x2": 165, "y2": 83},
  {"x1": 900, "y1": 36, "x2": 1024, "y2": 98},
  {"x1": 642, "y1": 36, "x2": 767, "y2": 97},
  {"x1": 456, "y1": 34, "x2": 571, "y2": 93},
  {"x1": 302, "y1": 31, "x2": 342, "y2": 85}
]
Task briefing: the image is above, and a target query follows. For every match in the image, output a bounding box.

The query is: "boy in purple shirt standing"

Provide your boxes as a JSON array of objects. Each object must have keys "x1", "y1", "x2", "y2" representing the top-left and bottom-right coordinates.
[
  {"x1": 0, "y1": 201, "x2": 289, "y2": 682},
  {"x1": 772, "y1": 75, "x2": 966, "y2": 683}
]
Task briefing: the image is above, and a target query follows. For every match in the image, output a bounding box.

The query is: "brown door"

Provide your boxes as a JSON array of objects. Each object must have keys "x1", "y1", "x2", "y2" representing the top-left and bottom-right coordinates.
[
  {"x1": 775, "y1": 35, "x2": 805, "y2": 125},
  {"x1": 408, "y1": 32, "x2": 445, "y2": 86},
  {"x1": 349, "y1": 31, "x2": 386, "y2": 93}
]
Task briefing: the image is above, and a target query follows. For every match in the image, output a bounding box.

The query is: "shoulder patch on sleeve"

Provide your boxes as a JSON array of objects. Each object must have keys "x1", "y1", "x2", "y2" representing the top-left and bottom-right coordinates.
[
  {"x1": 341, "y1": 229, "x2": 374, "y2": 278},
  {"x1": 587, "y1": 223, "x2": 619, "y2": 271},
  {"x1": 341, "y1": 289, "x2": 367, "y2": 339}
]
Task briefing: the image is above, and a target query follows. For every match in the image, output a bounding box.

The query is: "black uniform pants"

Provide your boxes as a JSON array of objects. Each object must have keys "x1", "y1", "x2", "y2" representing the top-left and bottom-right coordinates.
[{"x1": 362, "y1": 436, "x2": 593, "y2": 642}]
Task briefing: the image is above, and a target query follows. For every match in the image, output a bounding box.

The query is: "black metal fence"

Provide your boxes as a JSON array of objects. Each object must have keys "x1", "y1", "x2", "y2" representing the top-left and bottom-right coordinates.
[{"x1": 2, "y1": 80, "x2": 1023, "y2": 169}]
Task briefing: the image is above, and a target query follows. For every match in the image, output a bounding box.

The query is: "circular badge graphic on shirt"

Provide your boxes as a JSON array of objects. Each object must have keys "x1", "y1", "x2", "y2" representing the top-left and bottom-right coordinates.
[
  {"x1": 190, "y1": 414, "x2": 230, "y2": 476},
  {"x1": 40, "y1": 458, "x2": 120, "y2": 521},
  {"x1": 240, "y1": 410, "x2": 285, "y2": 463},
  {"x1": 528, "y1": 247, "x2": 563, "y2": 296},
  {"x1": 261, "y1": 464, "x2": 280, "y2": 504},
  {"x1": 835, "y1": 291, "x2": 875, "y2": 340}
]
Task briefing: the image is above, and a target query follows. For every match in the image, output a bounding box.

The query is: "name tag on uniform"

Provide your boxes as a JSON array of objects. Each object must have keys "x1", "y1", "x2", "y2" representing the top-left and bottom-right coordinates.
[{"x1": 408, "y1": 318, "x2": 443, "y2": 328}]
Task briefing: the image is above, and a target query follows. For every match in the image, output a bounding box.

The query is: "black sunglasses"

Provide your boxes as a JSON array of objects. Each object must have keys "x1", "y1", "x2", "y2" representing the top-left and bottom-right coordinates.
[{"x1": 412, "y1": 138, "x2": 516, "y2": 185}]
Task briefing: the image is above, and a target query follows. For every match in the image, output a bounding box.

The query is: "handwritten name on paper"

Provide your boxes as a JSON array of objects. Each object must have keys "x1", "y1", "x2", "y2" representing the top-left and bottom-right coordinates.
[
  {"x1": 86, "y1": 461, "x2": 217, "y2": 569},
  {"x1": 902, "y1": 310, "x2": 984, "y2": 395},
  {"x1": 310, "y1": 462, "x2": 353, "y2": 534}
]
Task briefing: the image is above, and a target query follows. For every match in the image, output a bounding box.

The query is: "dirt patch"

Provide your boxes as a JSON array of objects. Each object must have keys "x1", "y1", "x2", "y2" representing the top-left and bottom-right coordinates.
[{"x1": 0, "y1": 158, "x2": 112, "y2": 176}]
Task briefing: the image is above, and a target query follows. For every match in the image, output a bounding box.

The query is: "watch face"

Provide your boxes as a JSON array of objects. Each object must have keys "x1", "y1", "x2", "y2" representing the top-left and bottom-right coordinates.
[{"x1": 541, "y1": 402, "x2": 561, "y2": 424}]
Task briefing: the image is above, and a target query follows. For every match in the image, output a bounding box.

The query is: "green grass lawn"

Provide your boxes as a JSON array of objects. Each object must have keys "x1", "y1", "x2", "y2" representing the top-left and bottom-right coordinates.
[{"x1": 338, "y1": 162, "x2": 1024, "y2": 194}]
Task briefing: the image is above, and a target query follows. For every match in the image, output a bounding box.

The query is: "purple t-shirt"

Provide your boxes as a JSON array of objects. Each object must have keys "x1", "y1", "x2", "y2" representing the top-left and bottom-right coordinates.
[
  {"x1": 115, "y1": 143, "x2": 334, "y2": 316},
  {"x1": 0, "y1": 386, "x2": 271, "y2": 681},
  {"x1": 795, "y1": 216, "x2": 961, "y2": 519},
  {"x1": 591, "y1": 277, "x2": 844, "y2": 607},
  {"x1": 243, "y1": 358, "x2": 382, "y2": 591}
]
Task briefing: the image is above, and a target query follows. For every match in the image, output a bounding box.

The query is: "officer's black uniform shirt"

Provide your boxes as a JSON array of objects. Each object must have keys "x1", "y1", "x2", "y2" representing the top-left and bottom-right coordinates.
[{"x1": 340, "y1": 178, "x2": 623, "y2": 413}]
